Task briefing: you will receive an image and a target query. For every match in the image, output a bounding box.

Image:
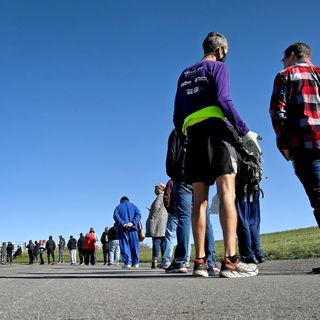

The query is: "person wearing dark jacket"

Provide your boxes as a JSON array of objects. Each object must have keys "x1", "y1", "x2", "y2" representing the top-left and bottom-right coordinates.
[
  {"x1": 45, "y1": 236, "x2": 56, "y2": 265},
  {"x1": 26, "y1": 240, "x2": 35, "y2": 264},
  {"x1": 34, "y1": 241, "x2": 40, "y2": 263},
  {"x1": 108, "y1": 224, "x2": 120, "y2": 265},
  {"x1": 13, "y1": 246, "x2": 22, "y2": 259},
  {"x1": 6, "y1": 242, "x2": 14, "y2": 264},
  {"x1": 77, "y1": 233, "x2": 85, "y2": 265},
  {"x1": 100, "y1": 227, "x2": 110, "y2": 265},
  {"x1": 67, "y1": 236, "x2": 77, "y2": 265}
]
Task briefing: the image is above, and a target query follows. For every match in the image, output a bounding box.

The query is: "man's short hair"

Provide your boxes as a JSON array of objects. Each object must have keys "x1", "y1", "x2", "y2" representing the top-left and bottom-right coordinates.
[
  {"x1": 284, "y1": 42, "x2": 311, "y2": 60},
  {"x1": 202, "y1": 32, "x2": 228, "y2": 55},
  {"x1": 120, "y1": 196, "x2": 129, "y2": 202}
]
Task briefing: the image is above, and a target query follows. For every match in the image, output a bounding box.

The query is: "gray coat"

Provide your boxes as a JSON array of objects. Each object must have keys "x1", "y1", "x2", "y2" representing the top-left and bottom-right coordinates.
[{"x1": 145, "y1": 191, "x2": 168, "y2": 238}]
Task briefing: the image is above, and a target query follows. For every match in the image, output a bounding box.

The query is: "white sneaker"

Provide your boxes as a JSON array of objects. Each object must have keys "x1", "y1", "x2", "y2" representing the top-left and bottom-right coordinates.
[
  {"x1": 122, "y1": 264, "x2": 131, "y2": 269},
  {"x1": 132, "y1": 264, "x2": 139, "y2": 268},
  {"x1": 219, "y1": 258, "x2": 259, "y2": 278}
]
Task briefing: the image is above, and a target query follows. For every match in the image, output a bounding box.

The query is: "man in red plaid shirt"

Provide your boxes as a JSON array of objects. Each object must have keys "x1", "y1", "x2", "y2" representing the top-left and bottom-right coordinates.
[{"x1": 270, "y1": 42, "x2": 320, "y2": 272}]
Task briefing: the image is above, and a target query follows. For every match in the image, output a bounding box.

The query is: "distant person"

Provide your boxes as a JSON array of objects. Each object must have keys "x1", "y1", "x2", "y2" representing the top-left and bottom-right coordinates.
[
  {"x1": 67, "y1": 236, "x2": 77, "y2": 265},
  {"x1": 45, "y1": 236, "x2": 56, "y2": 265},
  {"x1": 85, "y1": 227, "x2": 97, "y2": 265},
  {"x1": 158, "y1": 179, "x2": 177, "y2": 269},
  {"x1": 270, "y1": 42, "x2": 320, "y2": 274},
  {"x1": 145, "y1": 183, "x2": 168, "y2": 268},
  {"x1": 77, "y1": 233, "x2": 86, "y2": 265},
  {"x1": 113, "y1": 196, "x2": 141, "y2": 269},
  {"x1": 108, "y1": 223, "x2": 120, "y2": 265},
  {"x1": 39, "y1": 241, "x2": 46, "y2": 265},
  {"x1": 6, "y1": 242, "x2": 14, "y2": 265},
  {"x1": 26, "y1": 240, "x2": 35, "y2": 264},
  {"x1": 100, "y1": 227, "x2": 110, "y2": 265},
  {"x1": 173, "y1": 32, "x2": 260, "y2": 277},
  {"x1": 13, "y1": 246, "x2": 22, "y2": 259},
  {"x1": 34, "y1": 241, "x2": 40, "y2": 263},
  {"x1": 58, "y1": 235, "x2": 66, "y2": 264},
  {"x1": 1, "y1": 242, "x2": 7, "y2": 264}
]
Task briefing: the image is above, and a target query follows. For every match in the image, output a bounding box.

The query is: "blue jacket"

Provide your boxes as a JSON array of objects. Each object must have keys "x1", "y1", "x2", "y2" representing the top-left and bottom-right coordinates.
[{"x1": 113, "y1": 200, "x2": 141, "y2": 231}]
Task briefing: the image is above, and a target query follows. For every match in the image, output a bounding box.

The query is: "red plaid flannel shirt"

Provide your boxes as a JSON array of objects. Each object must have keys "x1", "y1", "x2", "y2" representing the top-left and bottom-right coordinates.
[{"x1": 270, "y1": 62, "x2": 320, "y2": 150}]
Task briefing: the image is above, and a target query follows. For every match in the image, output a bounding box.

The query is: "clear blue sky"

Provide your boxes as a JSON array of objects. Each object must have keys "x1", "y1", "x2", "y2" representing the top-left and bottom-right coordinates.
[{"x1": 1, "y1": 0, "x2": 320, "y2": 244}]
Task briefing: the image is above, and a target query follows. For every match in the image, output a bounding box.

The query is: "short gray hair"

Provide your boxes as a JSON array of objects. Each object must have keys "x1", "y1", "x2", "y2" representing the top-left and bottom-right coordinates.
[{"x1": 202, "y1": 32, "x2": 228, "y2": 55}]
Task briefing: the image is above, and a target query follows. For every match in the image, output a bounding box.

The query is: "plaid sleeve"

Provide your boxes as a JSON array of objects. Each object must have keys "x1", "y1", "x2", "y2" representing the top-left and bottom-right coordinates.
[{"x1": 269, "y1": 72, "x2": 290, "y2": 150}]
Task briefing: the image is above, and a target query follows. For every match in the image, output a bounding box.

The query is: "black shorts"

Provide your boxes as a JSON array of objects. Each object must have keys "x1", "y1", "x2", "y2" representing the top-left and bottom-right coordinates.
[{"x1": 186, "y1": 118, "x2": 239, "y2": 185}]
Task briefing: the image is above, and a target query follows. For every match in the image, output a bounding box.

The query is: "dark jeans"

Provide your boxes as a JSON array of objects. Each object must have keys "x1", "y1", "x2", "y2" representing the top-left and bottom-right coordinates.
[
  {"x1": 293, "y1": 150, "x2": 320, "y2": 227},
  {"x1": 152, "y1": 237, "x2": 166, "y2": 260},
  {"x1": 236, "y1": 190, "x2": 264, "y2": 260},
  {"x1": 7, "y1": 253, "x2": 13, "y2": 264},
  {"x1": 47, "y1": 252, "x2": 55, "y2": 264},
  {"x1": 28, "y1": 250, "x2": 34, "y2": 264},
  {"x1": 85, "y1": 250, "x2": 96, "y2": 265},
  {"x1": 78, "y1": 249, "x2": 85, "y2": 264},
  {"x1": 103, "y1": 245, "x2": 109, "y2": 264}
]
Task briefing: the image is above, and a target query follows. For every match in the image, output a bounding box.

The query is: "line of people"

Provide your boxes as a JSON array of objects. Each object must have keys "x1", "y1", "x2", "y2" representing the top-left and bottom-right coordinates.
[{"x1": 21, "y1": 225, "x2": 121, "y2": 266}]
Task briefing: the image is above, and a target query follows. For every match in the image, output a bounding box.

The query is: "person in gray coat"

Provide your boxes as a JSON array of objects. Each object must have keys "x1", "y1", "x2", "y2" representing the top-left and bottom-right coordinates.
[{"x1": 146, "y1": 183, "x2": 168, "y2": 268}]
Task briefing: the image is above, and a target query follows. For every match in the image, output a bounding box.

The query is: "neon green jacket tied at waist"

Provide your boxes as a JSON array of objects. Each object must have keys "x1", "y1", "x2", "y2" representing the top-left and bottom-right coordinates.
[{"x1": 182, "y1": 106, "x2": 226, "y2": 135}]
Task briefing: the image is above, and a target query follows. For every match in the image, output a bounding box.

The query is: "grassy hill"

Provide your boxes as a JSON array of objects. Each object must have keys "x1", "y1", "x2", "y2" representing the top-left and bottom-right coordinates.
[{"x1": 10, "y1": 227, "x2": 320, "y2": 264}]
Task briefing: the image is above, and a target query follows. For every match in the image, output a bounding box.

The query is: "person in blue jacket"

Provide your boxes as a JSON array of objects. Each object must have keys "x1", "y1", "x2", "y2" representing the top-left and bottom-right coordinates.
[{"x1": 113, "y1": 196, "x2": 141, "y2": 268}]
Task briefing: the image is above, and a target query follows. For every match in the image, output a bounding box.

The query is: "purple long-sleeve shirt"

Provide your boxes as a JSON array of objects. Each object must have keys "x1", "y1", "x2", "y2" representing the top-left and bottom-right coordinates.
[{"x1": 173, "y1": 60, "x2": 249, "y2": 136}]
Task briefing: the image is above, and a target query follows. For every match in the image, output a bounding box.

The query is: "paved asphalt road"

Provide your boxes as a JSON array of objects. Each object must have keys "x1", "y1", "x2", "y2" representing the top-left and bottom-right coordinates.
[{"x1": 0, "y1": 259, "x2": 319, "y2": 320}]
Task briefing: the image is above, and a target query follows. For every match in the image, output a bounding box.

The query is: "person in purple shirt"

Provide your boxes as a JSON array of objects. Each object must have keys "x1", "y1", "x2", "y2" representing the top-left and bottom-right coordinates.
[{"x1": 173, "y1": 32, "x2": 261, "y2": 278}]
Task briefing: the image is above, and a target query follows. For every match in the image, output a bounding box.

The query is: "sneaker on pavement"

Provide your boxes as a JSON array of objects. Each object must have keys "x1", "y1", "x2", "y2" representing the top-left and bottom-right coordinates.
[
  {"x1": 207, "y1": 264, "x2": 220, "y2": 276},
  {"x1": 157, "y1": 261, "x2": 171, "y2": 269},
  {"x1": 132, "y1": 264, "x2": 139, "y2": 268},
  {"x1": 219, "y1": 257, "x2": 258, "y2": 278},
  {"x1": 165, "y1": 262, "x2": 188, "y2": 273},
  {"x1": 193, "y1": 259, "x2": 209, "y2": 277},
  {"x1": 122, "y1": 264, "x2": 131, "y2": 269}
]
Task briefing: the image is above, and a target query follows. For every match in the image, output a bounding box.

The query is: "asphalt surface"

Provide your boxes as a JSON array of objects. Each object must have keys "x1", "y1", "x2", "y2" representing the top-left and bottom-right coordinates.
[{"x1": 0, "y1": 259, "x2": 319, "y2": 320}]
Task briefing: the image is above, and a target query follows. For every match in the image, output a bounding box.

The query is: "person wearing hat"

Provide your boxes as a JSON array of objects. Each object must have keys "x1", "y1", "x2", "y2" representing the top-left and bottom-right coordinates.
[
  {"x1": 67, "y1": 235, "x2": 77, "y2": 265},
  {"x1": 145, "y1": 183, "x2": 169, "y2": 268},
  {"x1": 77, "y1": 233, "x2": 86, "y2": 265}
]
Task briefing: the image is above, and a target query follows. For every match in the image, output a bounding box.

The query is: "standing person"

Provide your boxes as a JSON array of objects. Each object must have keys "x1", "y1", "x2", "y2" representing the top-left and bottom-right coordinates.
[
  {"x1": 34, "y1": 241, "x2": 40, "y2": 263},
  {"x1": 145, "y1": 183, "x2": 168, "y2": 268},
  {"x1": 45, "y1": 235, "x2": 56, "y2": 265},
  {"x1": 39, "y1": 240, "x2": 46, "y2": 265},
  {"x1": 270, "y1": 42, "x2": 320, "y2": 273},
  {"x1": 77, "y1": 233, "x2": 86, "y2": 265},
  {"x1": 6, "y1": 242, "x2": 14, "y2": 265},
  {"x1": 84, "y1": 227, "x2": 97, "y2": 265},
  {"x1": 100, "y1": 227, "x2": 110, "y2": 265},
  {"x1": 58, "y1": 235, "x2": 65, "y2": 264},
  {"x1": 113, "y1": 196, "x2": 141, "y2": 269},
  {"x1": 173, "y1": 32, "x2": 260, "y2": 277},
  {"x1": 108, "y1": 223, "x2": 120, "y2": 265},
  {"x1": 159, "y1": 179, "x2": 178, "y2": 269},
  {"x1": 26, "y1": 240, "x2": 35, "y2": 265},
  {"x1": 67, "y1": 236, "x2": 77, "y2": 265},
  {"x1": 1, "y1": 242, "x2": 7, "y2": 264}
]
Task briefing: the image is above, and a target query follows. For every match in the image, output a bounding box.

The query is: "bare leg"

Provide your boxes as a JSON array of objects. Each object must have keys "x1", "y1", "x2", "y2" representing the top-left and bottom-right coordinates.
[
  {"x1": 216, "y1": 173, "x2": 237, "y2": 257},
  {"x1": 192, "y1": 182, "x2": 209, "y2": 259}
]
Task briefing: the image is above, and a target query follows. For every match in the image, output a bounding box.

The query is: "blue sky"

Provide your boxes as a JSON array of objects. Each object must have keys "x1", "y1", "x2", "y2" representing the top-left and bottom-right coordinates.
[{"x1": 1, "y1": 0, "x2": 320, "y2": 245}]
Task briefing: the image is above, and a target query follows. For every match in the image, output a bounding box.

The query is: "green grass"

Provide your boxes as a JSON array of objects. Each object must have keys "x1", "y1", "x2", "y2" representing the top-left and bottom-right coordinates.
[{"x1": 11, "y1": 227, "x2": 320, "y2": 264}]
